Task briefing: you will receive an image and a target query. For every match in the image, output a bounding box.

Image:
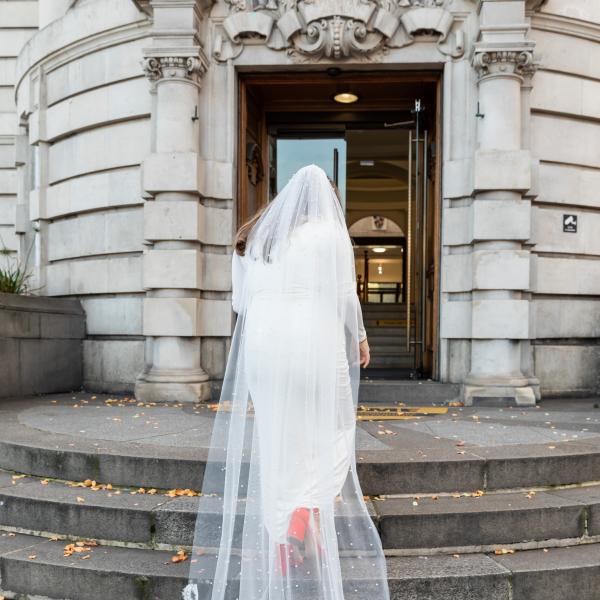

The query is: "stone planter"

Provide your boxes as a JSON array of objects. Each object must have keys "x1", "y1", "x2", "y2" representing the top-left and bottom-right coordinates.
[{"x1": 0, "y1": 293, "x2": 85, "y2": 398}]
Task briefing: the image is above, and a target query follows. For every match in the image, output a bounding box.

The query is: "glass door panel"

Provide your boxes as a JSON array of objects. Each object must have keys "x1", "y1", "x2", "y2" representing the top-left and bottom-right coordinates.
[{"x1": 271, "y1": 136, "x2": 347, "y2": 211}]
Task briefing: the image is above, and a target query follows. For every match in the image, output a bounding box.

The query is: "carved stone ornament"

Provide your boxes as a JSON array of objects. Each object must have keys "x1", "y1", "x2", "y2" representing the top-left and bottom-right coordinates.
[
  {"x1": 141, "y1": 55, "x2": 208, "y2": 84},
  {"x1": 472, "y1": 46, "x2": 537, "y2": 79},
  {"x1": 213, "y1": 0, "x2": 465, "y2": 62}
]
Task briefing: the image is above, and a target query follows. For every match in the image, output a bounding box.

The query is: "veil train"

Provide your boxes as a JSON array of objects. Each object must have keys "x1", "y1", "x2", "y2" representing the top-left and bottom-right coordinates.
[{"x1": 183, "y1": 164, "x2": 390, "y2": 600}]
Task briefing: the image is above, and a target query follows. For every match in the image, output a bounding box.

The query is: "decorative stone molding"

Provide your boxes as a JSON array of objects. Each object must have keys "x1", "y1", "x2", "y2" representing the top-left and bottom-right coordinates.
[
  {"x1": 141, "y1": 55, "x2": 207, "y2": 83},
  {"x1": 472, "y1": 46, "x2": 537, "y2": 80},
  {"x1": 213, "y1": 0, "x2": 465, "y2": 62},
  {"x1": 69, "y1": 0, "x2": 152, "y2": 15}
]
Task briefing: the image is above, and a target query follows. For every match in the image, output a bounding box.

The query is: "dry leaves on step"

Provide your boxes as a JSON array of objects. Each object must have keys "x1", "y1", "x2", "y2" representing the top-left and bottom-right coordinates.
[
  {"x1": 171, "y1": 549, "x2": 188, "y2": 563},
  {"x1": 64, "y1": 540, "x2": 98, "y2": 557},
  {"x1": 165, "y1": 488, "x2": 200, "y2": 497},
  {"x1": 70, "y1": 479, "x2": 113, "y2": 492},
  {"x1": 494, "y1": 548, "x2": 515, "y2": 555}
]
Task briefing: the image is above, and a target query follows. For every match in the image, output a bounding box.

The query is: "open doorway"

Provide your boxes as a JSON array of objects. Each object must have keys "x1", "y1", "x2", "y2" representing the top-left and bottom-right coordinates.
[{"x1": 237, "y1": 72, "x2": 441, "y2": 380}]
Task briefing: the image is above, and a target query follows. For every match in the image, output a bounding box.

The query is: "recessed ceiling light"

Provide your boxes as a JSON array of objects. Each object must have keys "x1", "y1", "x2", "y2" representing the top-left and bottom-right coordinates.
[
  {"x1": 333, "y1": 92, "x2": 359, "y2": 104},
  {"x1": 372, "y1": 247, "x2": 386, "y2": 253},
  {"x1": 360, "y1": 160, "x2": 374, "y2": 167}
]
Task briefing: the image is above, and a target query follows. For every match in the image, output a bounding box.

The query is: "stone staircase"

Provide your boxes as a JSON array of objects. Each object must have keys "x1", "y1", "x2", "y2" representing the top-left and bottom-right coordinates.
[
  {"x1": 360, "y1": 302, "x2": 414, "y2": 371},
  {"x1": 358, "y1": 303, "x2": 462, "y2": 406},
  {"x1": 1, "y1": 395, "x2": 600, "y2": 599}
]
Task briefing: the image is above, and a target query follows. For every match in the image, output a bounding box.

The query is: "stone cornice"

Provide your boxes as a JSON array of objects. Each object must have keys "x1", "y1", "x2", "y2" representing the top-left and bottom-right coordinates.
[{"x1": 530, "y1": 11, "x2": 600, "y2": 43}]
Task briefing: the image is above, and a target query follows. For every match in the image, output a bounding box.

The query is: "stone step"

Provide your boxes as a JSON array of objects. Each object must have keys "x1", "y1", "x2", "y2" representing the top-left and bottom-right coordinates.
[
  {"x1": 367, "y1": 356, "x2": 415, "y2": 368},
  {"x1": 358, "y1": 380, "x2": 461, "y2": 404},
  {"x1": 367, "y1": 334, "x2": 409, "y2": 344},
  {"x1": 364, "y1": 330, "x2": 409, "y2": 340},
  {"x1": 2, "y1": 530, "x2": 600, "y2": 600},
  {"x1": 3, "y1": 417, "x2": 600, "y2": 496},
  {"x1": 3, "y1": 467, "x2": 600, "y2": 554}
]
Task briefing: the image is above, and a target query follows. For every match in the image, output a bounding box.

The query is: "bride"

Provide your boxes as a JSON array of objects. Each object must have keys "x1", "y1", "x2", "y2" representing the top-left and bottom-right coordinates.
[{"x1": 183, "y1": 164, "x2": 390, "y2": 600}]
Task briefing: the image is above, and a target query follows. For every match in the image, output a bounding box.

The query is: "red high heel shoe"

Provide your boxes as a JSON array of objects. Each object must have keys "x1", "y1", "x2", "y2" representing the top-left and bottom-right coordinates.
[
  {"x1": 287, "y1": 507, "x2": 311, "y2": 547},
  {"x1": 278, "y1": 506, "x2": 318, "y2": 575}
]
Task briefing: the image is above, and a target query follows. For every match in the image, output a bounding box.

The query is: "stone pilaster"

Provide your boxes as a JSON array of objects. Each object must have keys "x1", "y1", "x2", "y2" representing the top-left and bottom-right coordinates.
[
  {"x1": 135, "y1": 0, "x2": 213, "y2": 403},
  {"x1": 462, "y1": 0, "x2": 538, "y2": 406}
]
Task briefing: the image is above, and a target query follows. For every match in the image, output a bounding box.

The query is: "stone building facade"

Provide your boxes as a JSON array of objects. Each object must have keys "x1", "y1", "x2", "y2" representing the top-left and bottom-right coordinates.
[{"x1": 2, "y1": 0, "x2": 599, "y2": 404}]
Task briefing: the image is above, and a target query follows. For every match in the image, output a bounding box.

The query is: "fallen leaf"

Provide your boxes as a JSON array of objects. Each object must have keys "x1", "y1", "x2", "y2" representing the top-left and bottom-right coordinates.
[{"x1": 171, "y1": 549, "x2": 188, "y2": 563}]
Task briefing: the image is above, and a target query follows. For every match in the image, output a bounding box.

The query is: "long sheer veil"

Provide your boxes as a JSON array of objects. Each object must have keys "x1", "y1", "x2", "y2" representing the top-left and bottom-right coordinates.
[{"x1": 183, "y1": 164, "x2": 390, "y2": 600}]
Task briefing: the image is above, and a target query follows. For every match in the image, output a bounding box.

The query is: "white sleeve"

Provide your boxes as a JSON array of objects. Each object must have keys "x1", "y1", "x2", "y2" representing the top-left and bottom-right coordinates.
[
  {"x1": 231, "y1": 251, "x2": 246, "y2": 314},
  {"x1": 356, "y1": 295, "x2": 367, "y2": 342}
]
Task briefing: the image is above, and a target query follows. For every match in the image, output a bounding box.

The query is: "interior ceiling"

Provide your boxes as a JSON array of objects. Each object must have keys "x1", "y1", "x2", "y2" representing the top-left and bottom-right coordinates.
[{"x1": 248, "y1": 73, "x2": 437, "y2": 114}]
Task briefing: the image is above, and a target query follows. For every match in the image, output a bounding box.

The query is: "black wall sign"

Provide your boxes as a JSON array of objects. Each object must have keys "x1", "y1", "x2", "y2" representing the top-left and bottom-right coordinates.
[{"x1": 563, "y1": 214, "x2": 577, "y2": 233}]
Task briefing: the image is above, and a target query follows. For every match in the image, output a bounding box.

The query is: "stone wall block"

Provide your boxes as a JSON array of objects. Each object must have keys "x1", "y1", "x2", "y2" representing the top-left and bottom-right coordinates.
[
  {"x1": 144, "y1": 200, "x2": 200, "y2": 241},
  {"x1": 142, "y1": 152, "x2": 201, "y2": 195},
  {"x1": 0, "y1": 309, "x2": 40, "y2": 338},
  {"x1": 472, "y1": 250, "x2": 530, "y2": 290},
  {"x1": 202, "y1": 253, "x2": 232, "y2": 291},
  {"x1": 472, "y1": 200, "x2": 531, "y2": 241},
  {"x1": 472, "y1": 299, "x2": 530, "y2": 339},
  {"x1": 143, "y1": 249, "x2": 203, "y2": 290},
  {"x1": 440, "y1": 300, "x2": 472, "y2": 339},
  {"x1": 20, "y1": 339, "x2": 82, "y2": 395},
  {"x1": 198, "y1": 299, "x2": 233, "y2": 337},
  {"x1": 143, "y1": 297, "x2": 200, "y2": 337},
  {"x1": 442, "y1": 206, "x2": 471, "y2": 246},
  {"x1": 474, "y1": 150, "x2": 531, "y2": 192}
]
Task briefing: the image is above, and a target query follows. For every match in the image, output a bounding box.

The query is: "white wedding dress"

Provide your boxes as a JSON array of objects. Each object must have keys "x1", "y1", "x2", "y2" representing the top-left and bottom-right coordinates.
[
  {"x1": 233, "y1": 221, "x2": 367, "y2": 543},
  {"x1": 183, "y1": 164, "x2": 389, "y2": 600}
]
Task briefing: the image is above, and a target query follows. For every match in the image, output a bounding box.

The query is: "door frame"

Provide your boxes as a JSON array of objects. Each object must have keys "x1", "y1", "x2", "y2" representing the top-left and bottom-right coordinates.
[{"x1": 236, "y1": 70, "x2": 443, "y2": 380}]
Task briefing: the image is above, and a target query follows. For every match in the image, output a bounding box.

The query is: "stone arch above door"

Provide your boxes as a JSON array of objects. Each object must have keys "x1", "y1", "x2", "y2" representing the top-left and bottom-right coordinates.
[{"x1": 348, "y1": 213, "x2": 406, "y2": 235}]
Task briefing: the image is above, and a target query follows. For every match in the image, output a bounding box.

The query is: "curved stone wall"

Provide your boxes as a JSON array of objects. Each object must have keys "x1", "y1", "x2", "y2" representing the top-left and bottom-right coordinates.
[
  {"x1": 0, "y1": 0, "x2": 37, "y2": 269},
  {"x1": 529, "y1": 1, "x2": 600, "y2": 395},
  {"x1": 14, "y1": 0, "x2": 152, "y2": 392}
]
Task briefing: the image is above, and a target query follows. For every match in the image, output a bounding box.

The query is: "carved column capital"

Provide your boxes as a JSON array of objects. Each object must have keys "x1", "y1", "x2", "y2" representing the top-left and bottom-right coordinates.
[
  {"x1": 141, "y1": 54, "x2": 207, "y2": 84},
  {"x1": 472, "y1": 46, "x2": 537, "y2": 80}
]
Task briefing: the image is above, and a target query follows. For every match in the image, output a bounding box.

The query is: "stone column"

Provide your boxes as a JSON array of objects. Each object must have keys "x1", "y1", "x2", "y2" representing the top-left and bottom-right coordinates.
[
  {"x1": 463, "y1": 0, "x2": 537, "y2": 406},
  {"x1": 135, "y1": 0, "x2": 212, "y2": 403}
]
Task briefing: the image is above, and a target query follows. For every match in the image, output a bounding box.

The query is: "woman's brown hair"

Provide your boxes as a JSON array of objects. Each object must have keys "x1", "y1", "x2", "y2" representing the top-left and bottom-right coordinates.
[
  {"x1": 234, "y1": 203, "x2": 269, "y2": 256},
  {"x1": 234, "y1": 177, "x2": 342, "y2": 256}
]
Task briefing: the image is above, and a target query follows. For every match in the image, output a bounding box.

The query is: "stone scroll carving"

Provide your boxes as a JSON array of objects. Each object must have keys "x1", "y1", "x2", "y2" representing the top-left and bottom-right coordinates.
[
  {"x1": 472, "y1": 47, "x2": 537, "y2": 80},
  {"x1": 213, "y1": 0, "x2": 465, "y2": 62}
]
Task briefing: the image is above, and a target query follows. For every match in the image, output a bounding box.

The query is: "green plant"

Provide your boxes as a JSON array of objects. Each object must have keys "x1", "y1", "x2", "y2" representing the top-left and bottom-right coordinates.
[
  {"x1": 0, "y1": 261, "x2": 32, "y2": 294},
  {"x1": 0, "y1": 241, "x2": 33, "y2": 295}
]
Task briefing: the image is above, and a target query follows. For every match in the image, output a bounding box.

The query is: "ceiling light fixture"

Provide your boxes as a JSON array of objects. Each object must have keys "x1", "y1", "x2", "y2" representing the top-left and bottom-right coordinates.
[
  {"x1": 372, "y1": 247, "x2": 386, "y2": 253},
  {"x1": 333, "y1": 92, "x2": 359, "y2": 104}
]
